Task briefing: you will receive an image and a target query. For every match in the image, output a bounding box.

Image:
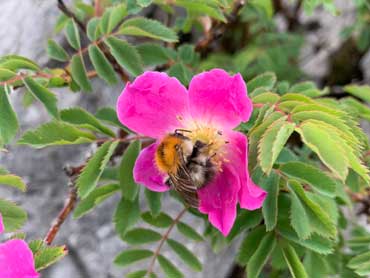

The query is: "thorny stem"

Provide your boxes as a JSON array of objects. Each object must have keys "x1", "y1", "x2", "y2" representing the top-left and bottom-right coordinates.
[
  {"x1": 44, "y1": 179, "x2": 78, "y2": 245},
  {"x1": 146, "y1": 207, "x2": 188, "y2": 276}
]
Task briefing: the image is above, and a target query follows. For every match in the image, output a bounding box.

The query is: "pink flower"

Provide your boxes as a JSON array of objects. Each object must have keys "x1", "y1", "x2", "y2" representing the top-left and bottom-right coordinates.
[
  {"x1": 117, "y1": 69, "x2": 267, "y2": 236},
  {"x1": 0, "y1": 213, "x2": 39, "y2": 278}
]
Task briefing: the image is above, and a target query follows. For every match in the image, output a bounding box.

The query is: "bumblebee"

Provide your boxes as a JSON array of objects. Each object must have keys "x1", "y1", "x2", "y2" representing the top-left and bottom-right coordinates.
[{"x1": 155, "y1": 130, "x2": 217, "y2": 207}]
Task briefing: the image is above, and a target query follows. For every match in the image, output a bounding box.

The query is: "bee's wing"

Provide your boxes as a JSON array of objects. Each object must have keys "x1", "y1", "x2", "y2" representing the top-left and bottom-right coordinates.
[{"x1": 168, "y1": 149, "x2": 199, "y2": 208}]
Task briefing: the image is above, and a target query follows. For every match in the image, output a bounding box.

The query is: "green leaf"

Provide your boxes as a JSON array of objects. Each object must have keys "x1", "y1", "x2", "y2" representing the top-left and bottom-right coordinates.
[
  {"x1": 47, "y1": 40, "x2": 69, "y2": 62},
  {"x1": 174, "y1": 0, "x2": 226, "y2": 22},
  {"x1": 158, "y1": 255, "x2": 184, "y2": 278},
  {"x1": 76, "y1": 141, "x2": 118, "y2": 198},
  {"x1": 278, "y1": 225, "x2": 334, "y2": 254},
  {"x1": 114, "y1": 249, "x2": 153, "y2": 266},
  {"x1": 119, "y1": 140, "x2": 141, "y2": 200},
  {"x1": 344, "y1": 85, "x2": 370, "y2": 103},
  {"x1": 0, "y1": 86, "x2": 18, "y2": 144},
  {"x1": 31, "y1": 241, "x2": 67, "y2": 271},
  {"x1": 114, "y1": 197, "x2": 140, "y2": 237},
  {"x1": 167, "y1": 239, "x2": 202, "y2": 271},
  {"x1": 348, "y1": 251, "x2": 370, "y2": 269},
  {"x1": 74, "y1": 183, "x2": 120, "y2": 218},
  {"x1": 137, "y1": 43, "x2": 171, "y2": 66},
  {"x1": 88, "y1": 45, "x2": 118, "y2": 85},
  {"x1": 95, "y1": 107, "x2": 125, "y2": 129},
  {"x1": 18, "y1": 121, "x2": 95, "y2": 148},
  {"x1": 71, "y1": 54, "x2": 92, "y2": 92},
  {"x1": 126, "y1": 270, "x2": 147, "y2": 278},
  {"x1": 141, "y1": 212, "x2": 172, "y2": 228},
  {"x1": 227, "y1": 210, "x2": 262, "y2": 242},
  {"x1": 247, "y1": 232, "x2": 276, "y2": 278},
  {"x1": 252, "y1": 92, "x2": 280, "y2": 105},
  {"x1": 122, "y1": 228, "x2": 161, "y2": 245},
  {"x1": 168, "y1": 63, "x2": 192, "y2": 86},
  {"x1": 61, "y1": 107, "x2": 115, "y2": 137},
  {"x1": 0, "y1": 55, "x2": 40, "y2": 71},
  {"x1": 237, "y1": 226, "x2": 266, "y2": 266},
  {"x1": 280, "y1": 162, "x2": 336, "y2": 197},
  {"x1": 145, "y1": 189, "x2": 162, "y2": 217},
  {"x1": 247, "y1": 72, "x2": 277, "y2": 94},
  {"x1": 100, "y1": 4, "x2": 127, "y2": 34},
  {"x1": 0, "y1": 174, "x2": 26, "y2": 191},
  {"x1": 105, "y1": 37, "x2": 143, "y2": 77},
  {"x1": 119, "y1": 17, "x2": 178, "y2": 42},
  {"x1": 288, "y1": 180, "x2": 336, "y2": 238},
  {"x1": 261, "y1": 172, "x2": 279, "y2": 231},
  {"x1": 258, "y1": 118, "x2": 295, "y2": 174},
  {"x1": 290, "y1": 188, "x2": 311, "y2": 239},
  {"x1": 280, "y1": 242, "x2": 308, "y2": 278},
  {"x1": 296, "y1": 120, "x2": 349, "y2": 180},
  {"x1": 0, "y1": 68, "x2": 16, "y2": 82},
  {"x1": 65, "y1": 19, "x2": 81, "y2": 50},
  {"x1": 87, "y1": 17, "x2": 101, "y2": 41},
  {"x1": 177, "y1": 222, "x2": 203, "y2": 241},
  {"x1": 0, "y1": 198, "x2": 27, "y2": 232},
  {"x1": 23, "y1": 77, "x2": 59, "y2": 119},
  {"x1": 303, "y1": 251, "x2": 329, "y2": 278}
]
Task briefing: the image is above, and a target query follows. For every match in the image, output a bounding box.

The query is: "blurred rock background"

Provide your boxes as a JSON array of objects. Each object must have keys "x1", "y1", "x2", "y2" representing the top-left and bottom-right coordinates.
[{"x1": 0, "y1": 0, "x2": 368, "y2": 277}]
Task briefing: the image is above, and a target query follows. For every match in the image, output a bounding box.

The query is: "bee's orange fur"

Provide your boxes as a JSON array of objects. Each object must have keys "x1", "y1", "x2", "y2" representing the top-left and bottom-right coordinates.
[{"x1": 155, "y1": 135, "x2": 183, "y2": 174}]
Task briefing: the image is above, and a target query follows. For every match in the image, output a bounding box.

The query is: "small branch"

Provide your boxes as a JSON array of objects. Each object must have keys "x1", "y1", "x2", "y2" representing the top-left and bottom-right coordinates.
[
  {"x1": 44, "y1": 182, "x2": 78, "y2": 245},
  {"x1": 146, "y1": 207, "x2": 188, "y2": 276},
  {"x1": 57, "y1": 0, "x2": 86, "y2": 32},
  {"x1": 94, "y1": 0, "x2": 103, "y2": 17}
]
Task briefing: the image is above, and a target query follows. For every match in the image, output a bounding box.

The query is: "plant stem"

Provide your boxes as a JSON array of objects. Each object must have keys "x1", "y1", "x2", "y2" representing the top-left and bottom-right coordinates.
[{"x1": 146, "y1": 206, "x2": 188, "y2": 276}]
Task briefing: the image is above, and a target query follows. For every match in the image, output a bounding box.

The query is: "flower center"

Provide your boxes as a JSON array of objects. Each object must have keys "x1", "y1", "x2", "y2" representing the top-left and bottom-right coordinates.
[{"x1": 185, "y1": 121, "x2": 228, "y2": 170}]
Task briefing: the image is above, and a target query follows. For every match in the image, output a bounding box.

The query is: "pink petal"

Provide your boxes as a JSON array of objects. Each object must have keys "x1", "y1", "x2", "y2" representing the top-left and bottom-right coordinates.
[
  {"x1": 0, "y1": 213, "x2": 4, "y2": 234},
  {"x1": 226, "y1": 131, "x2": 267, "y2": 210},
  {"x1": 188, "y1": 69, "x2": 253, "y2": 129},
  {"x1": 117, "y1": 71, "x2": 190, "y2": 138},
  {"x1": 0, "y1": 239, "x2": 39, "y2": 278},
  {"x1": 133, "y1": 143, "x2": 169, "y2": 192},
  {"x1": 198, "y1": 165, "x2": 240, "y2": 236}
]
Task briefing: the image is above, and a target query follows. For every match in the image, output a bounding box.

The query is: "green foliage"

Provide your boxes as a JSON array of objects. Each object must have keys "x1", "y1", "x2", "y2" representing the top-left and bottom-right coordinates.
[
  {"x1": 23, "y1": 77, "x2": 59, "y2": 119},
  {"x1": 76, "y1": 141, "x2": 118, "y2": 198},
  {"x1": 122, "y1": 228, "x2": 162, "y2": 245},
  {"x1": 105, "y1": 37, "x2": 144, "y2": 76},
  {"x1": 65, "y1": 19, "x2": 81, "y2": 50},
  {"x1": 29, "y1": 240, "x2": 67, "y2": 271},
  {"x1": 47, "y1": 40, "x2": 69, "y2": 62},
  {"x1": 88, "y1": 45, "x2": 118, "y2": 85},
  {"x1": 114, "y1": 249, "x2": 153, "y2": 266},
  {"x1": 114, "y1": 197, "x2": 140, "y2": 237},
  {"x1": 157, "y1": 255, "x2": 184, "y2": 278},
  {"x1": 0, "y1": 198, "x2": 27, "y2": 232},
  {"x1": 167, "y1": 239, "x2": 202, "y2": 271},
  {"x1": 0, "y1": 174, "x2": 26, "y2": 192},
  {"x1": 71, "y1": 54, "x2": 92, "y2": 92},
  {"x1": 119, "y1": 140, "x2": 141, "y2": 200},
  {"x1": 0, "y1": 86, "x2": 18, "y2": 145},
  {"x1": 119, "y1": 17, "x2": 178, "y2": 42},
  {"x1": 74, "y1": 183, "x2": 120, "y2": 218},
  {"x1": 18, "y1": 121, "x2": 95, "y2": 148},
  {"x1": 60, "y1": 107, "x2": 115, "y2": 137}
]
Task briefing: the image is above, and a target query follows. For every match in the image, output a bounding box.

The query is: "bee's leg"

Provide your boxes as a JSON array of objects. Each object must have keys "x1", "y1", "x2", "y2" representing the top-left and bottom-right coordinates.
[
  {"x1": 164, "y1": 176, "x2": 172, "y2": 187},
  {"x1": 174, "y1": 129, "x2": 192, "y2": 134}
]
